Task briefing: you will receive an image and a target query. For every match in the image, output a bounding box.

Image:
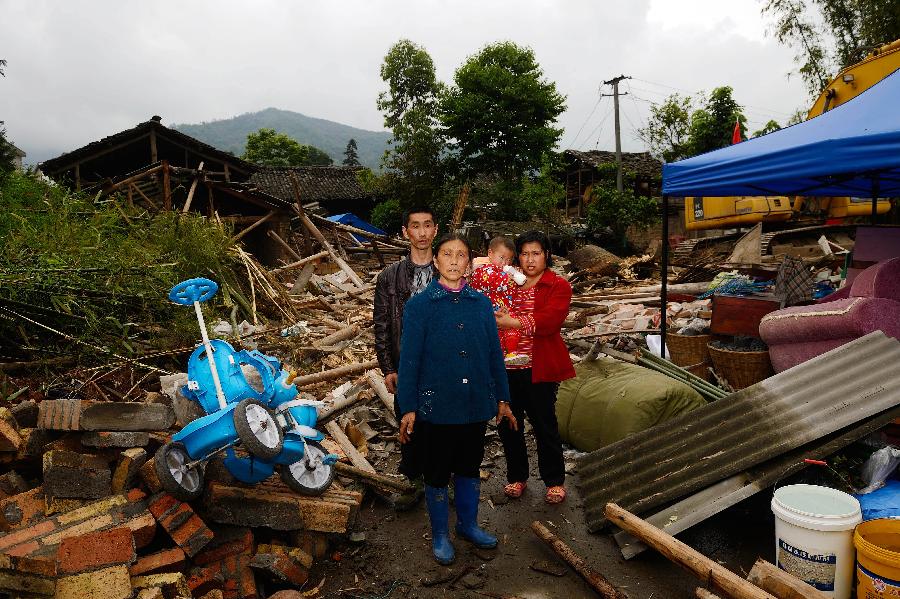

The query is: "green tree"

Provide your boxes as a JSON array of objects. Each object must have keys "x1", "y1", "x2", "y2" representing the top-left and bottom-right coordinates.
[
  {"x1": 242, "y1": 128, "x2": 332, "y2": 167},
  {"x1": 763, "y1": 0, "x2": 900, "y2": 97},
  {"x1": 587, "y1": 184, "x2": 660, "y2": 251},
  {"x1": 687, "y1": 87, "x2": 747, "y2": 156},
  {"x1": 342, "y1": 139, "x2": 360, "y2": 166},
  {"x1": 440, "y1": 41, "x2": 566, "y2": 181},
  {"x1": 376, "y1": 39, "x2": 446, "y2": 205},
  {"x1": 305, "y1": 146, "x2": 333, "y2": 166},
  {"x1": 242, "y1": 128, "x2": 309, "y2": 167},
  {"x1": 753, "y1": 120, "x2": 782, "y2": 137},
  {"x1": 519, "y1": 154, "x2": 565, "y2": 223},
  {"x1": 638, "y1": 93, "x2": 693, "y2": 162}
]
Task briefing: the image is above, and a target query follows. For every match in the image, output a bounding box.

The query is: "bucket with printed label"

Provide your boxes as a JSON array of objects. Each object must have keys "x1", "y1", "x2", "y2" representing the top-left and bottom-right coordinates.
[
  {"x1": 854, "y1": 518, "x2": 900, "y2": 598},
  {"x1": 771, "y1": 484, "x2": 861, "y2": 599}
]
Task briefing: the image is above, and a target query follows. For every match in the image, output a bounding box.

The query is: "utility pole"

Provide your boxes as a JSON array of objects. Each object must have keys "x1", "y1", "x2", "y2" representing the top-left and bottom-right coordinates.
[{"x1": 602, "y1": 75, "x2": 630, "y2": 193}]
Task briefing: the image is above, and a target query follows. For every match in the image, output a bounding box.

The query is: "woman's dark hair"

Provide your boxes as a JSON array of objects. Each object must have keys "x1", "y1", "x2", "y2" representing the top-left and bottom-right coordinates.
[
  {"x1": 433, "y1": 233, "x2": 472, "y2": 261},
  {"x1": 515, "y1": 230, "x2": 553, "y2": 267}
]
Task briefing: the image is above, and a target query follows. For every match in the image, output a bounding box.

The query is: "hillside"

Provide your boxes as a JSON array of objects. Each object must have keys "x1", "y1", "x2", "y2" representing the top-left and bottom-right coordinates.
[{"x1": 171, "y1": 108, "x2": 391, "y2": 169}]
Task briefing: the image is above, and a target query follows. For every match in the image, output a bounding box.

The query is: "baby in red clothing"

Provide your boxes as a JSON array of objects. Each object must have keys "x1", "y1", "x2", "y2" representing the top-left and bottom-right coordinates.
[{"x1": 468, "y1": 237, "x2": 528, "y2": 366}]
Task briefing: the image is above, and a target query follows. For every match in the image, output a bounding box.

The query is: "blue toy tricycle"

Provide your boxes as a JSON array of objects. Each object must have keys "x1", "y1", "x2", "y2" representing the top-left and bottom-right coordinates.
[{"x1": 154, "y1": 278, "x2": 337, "y2": 501}]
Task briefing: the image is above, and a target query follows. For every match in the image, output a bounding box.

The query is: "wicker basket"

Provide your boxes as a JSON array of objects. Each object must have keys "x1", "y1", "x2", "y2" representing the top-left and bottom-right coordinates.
[
  {"x1": 666, "y1": 332, "x2": 712, "y2": 367},
  {"x1": 707, "y1": 343, "x2": 774, "y2": 390}
]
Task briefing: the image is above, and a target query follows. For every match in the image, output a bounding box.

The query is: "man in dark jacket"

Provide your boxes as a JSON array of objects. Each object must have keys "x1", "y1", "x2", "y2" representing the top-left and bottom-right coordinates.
[{"x1": 373, "y1": 205, "x2": 438, "y2": 509}]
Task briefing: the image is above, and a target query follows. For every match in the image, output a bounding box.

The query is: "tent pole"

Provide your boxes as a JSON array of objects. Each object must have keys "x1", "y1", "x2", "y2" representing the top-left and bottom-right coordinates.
[
  {"x1": 871, "y1": 176, "x2": 880, "y2": 224},
  {"x1": 660, "y1": 194, "x2": 669, "y2": 359}
]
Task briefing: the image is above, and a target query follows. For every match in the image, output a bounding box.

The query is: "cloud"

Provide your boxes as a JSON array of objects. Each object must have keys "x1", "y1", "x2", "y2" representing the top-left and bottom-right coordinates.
[{"x1": 0, "y1": 0, "x2": 806, "y2": 163}]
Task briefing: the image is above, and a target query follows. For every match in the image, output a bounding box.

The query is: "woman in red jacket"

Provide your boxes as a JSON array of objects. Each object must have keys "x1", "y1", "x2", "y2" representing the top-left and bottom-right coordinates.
[{"x1": 495, "y1": 230, "x2": 576, "y2": 504}]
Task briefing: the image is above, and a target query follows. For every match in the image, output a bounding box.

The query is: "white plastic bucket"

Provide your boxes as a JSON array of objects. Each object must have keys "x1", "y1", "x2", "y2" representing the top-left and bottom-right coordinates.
[{"x1": 771, "y1": 484, "x2": 862, "y2": 599}]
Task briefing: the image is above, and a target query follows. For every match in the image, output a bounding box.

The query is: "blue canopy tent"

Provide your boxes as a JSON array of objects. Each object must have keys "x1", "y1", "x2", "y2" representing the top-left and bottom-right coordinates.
[
  {"x1": 658, "y1": 68, "x2": 900, "y2": 353},
  {"x1": 326, "y1": 213, "x2": 387, "y2": 243}
]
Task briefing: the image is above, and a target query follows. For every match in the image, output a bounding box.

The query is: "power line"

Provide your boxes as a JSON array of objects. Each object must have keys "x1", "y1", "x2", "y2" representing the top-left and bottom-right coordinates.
[
  {"x1": 631, "y1": 76, "x2": 795, "y2": 117},
  {"x1": 573, "y1": 104, "x2": 613, "y2": 150},
  {"x1": 568, "y1": 94, "x2": 604, "y2": 149}
]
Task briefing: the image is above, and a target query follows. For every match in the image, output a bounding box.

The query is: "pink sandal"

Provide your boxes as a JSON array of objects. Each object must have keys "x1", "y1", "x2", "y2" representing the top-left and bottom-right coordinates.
[
  {"x1": 545, "y1": 486, "x2": 566, "y2": 504},
  {"x1": 504, "y1": 481, "x2": 527, "y2": 498}
]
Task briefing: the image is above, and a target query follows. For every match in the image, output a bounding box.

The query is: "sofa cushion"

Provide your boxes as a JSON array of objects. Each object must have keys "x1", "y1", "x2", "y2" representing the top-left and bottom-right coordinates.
[
  {"x1": 760, "y1": 297, "x2": 900, "y2": 345},
  {"x1": 850, "y1": 257, "x2": 900, "y2": 300}
]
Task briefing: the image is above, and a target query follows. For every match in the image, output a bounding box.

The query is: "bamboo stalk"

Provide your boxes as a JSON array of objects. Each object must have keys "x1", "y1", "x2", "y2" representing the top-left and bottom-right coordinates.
[
  {"x1": 333, "y1": 461, "x2": 413, "y2": 493},
  {"x1": 293, "y1": 360, "x2": 379, "y2": 387}
]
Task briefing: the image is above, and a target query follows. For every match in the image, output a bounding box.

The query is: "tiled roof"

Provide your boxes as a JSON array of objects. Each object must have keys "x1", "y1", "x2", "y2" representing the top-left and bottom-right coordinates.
[
  {"x1": 39, "y1": 117, "x2": 255, "y2": 175},
  {"x1": 564, "y1": 149, "x2": 662, "y2": 179},
  {"x1": 249, "y1": 166, "x2": 372, "y2": 203}
]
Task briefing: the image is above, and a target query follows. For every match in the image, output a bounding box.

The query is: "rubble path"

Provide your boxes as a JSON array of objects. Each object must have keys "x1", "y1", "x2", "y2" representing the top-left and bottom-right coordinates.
[{"x1": 313, "y1": 434, "x2": 776, "y2": 599}]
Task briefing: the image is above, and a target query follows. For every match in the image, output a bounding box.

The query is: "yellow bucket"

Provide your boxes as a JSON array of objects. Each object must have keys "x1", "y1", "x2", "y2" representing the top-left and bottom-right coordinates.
[{"x1": 854, "y1": 518, "x2": 900, "y2": 597}]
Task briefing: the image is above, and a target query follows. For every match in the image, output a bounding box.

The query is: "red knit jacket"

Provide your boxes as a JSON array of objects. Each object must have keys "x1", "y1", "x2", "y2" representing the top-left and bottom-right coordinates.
[{"x1": 529, "y1": 269, "x2": 576, "y2": 383}]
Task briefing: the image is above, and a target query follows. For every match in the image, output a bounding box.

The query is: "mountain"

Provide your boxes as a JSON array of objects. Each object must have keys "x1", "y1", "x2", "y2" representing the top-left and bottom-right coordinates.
[{"x1": 171, "y1": 107, "x2": 391, "y2": 169}]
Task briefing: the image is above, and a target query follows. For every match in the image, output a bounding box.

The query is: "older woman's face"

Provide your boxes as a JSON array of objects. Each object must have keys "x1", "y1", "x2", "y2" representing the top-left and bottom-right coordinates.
[
  {"x1": 519, "y1": 241, "x2": 547, "y2": 277},
  {"x1": 434, "y1": 239, "x2": 470, "y2": 285}
]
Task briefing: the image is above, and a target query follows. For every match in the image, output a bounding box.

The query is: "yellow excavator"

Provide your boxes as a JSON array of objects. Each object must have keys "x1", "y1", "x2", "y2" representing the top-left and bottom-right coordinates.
[{"x1": 676, "y1": 39, "x2": 899, "y2": 262}]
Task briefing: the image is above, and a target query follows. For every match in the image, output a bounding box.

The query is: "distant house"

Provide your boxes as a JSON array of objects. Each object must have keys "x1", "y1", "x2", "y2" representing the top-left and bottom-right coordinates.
[
  {"x1": 8, "y1": 142, "x2": 26, "y2": 171},
  {"x1": 38, "y1": 117, "x2": 297, "y2": 264},
  {"x1": 249, "y1": 166, "x2": 376, "y2": 219},
  {"x1": 562, "y1": 150, "x2": 688, "y2": 246},
  {"x1": 562, "y1": 150, "x2": 663, "y2": 211}
]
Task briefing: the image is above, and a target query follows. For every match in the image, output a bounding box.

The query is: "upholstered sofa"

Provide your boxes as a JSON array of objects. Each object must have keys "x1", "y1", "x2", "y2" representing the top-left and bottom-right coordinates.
[{"x1": 759, "y1": 257, "x2": 900, "y2": 372}]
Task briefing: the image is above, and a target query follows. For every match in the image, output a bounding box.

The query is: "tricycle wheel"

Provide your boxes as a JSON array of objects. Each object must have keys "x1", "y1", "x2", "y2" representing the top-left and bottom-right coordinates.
[
  {"x1": 234, "y1": 398, "x2": 283, "y2": 459},
  {"x1": 154, "y1": 442, "x2": 204, "y2": 501},
  {"x1": 281, "y1": 442, "x2": 335, "y2": 496}
]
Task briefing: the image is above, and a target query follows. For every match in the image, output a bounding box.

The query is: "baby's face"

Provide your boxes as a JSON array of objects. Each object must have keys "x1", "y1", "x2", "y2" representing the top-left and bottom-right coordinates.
[{"x1": 488, "y1": 247, "x2": 514, "y2": 267}]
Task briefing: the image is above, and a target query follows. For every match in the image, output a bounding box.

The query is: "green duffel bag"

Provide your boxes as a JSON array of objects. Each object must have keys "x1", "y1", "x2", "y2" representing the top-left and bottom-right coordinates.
[{"x1": 556, "y1": 357, "x2": 706, "y2": 452}]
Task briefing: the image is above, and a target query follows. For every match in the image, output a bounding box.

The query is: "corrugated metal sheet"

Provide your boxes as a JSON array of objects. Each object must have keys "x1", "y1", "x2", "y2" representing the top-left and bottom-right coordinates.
[{"x1": 577, "y1": 331, "x2": 900, "y2": 532}]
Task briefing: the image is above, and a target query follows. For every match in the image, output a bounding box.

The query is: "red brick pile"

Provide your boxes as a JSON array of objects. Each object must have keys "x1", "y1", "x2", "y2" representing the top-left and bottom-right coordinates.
[{"x1": 0, "y1": 396, "x2": 362, "y2": 598}]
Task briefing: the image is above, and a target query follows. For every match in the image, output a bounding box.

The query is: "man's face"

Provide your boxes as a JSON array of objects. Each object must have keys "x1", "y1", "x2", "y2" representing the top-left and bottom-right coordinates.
[
  {"x1": 518, "y1": 241, "x2": 547, "y2": 277},
  {"x1": 402, "y1": 212, "x2": 438, "y2": 251}
]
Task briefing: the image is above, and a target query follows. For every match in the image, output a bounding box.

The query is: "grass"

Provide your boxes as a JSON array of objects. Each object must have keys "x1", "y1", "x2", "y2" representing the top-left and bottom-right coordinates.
[{"x1": 0, "y1": 170, "x2": 261, "y2": 365}]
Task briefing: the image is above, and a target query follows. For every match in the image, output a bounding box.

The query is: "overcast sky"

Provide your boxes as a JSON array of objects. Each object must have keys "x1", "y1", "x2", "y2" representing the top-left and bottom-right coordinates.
[{"x1": 1, "y1": 0, "x2": 808, "y2": 164}]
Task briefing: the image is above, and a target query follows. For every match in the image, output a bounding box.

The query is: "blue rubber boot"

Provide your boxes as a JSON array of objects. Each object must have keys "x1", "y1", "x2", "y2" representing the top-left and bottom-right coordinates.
[
  {"x1": 425, "y1": 485, "x2": 455, "y2": 565},
  {"x1": 453, "y1": 476, "x2": 498, "y2": 549}
]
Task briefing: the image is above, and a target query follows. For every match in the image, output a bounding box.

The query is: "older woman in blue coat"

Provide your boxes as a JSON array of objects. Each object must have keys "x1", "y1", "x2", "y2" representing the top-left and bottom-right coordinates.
[{"x1": 396, "y1": 233, "x2": 517, "y2": 565}]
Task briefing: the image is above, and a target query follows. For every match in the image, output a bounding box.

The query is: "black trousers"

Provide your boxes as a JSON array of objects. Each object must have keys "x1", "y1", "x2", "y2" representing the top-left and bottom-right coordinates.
[
  {"x1": 395, "y1": 400, "x2": 425, "y2": 481},
  {"x1": 417, "y1": 420, "x2": 488, "y2": 488},
  {"x1": 498, "y1": 369, "x2": 565, "y2": 487}
]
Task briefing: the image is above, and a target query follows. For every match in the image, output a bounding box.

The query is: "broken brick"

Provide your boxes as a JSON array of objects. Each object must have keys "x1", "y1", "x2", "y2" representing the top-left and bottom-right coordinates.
[
  {"x1": 188, "y1": 554, "x2": 256, "y2": 599},
  {"x1": 193, "y1": 526, "x2": 253, "y2": 566},
  {"x1": 0, "y1": 568, "x2": 56, "y2": 596},
  {"x1": 139, "y1": 457, "x2": 163, "y2": 493},
  {"x1": 37, "y1": 399, "x2": 81, "y2": 431},
  {"x1": 45, "y1": 496, "x2": 90, "y2": 517},
  {"x1": 131, "y1": 572, "x2": 192, "y2": 597},
  {"x1": 256, "y1": 543, "x2": 313, "y2": 569},
  {"x1": 148, "y1": 492, "x2": 214, "y2": 557},
  {"x1": 82, "y1": 431, "x2": 150, "y2": 448},
  {"x1": 80, "y1": 401, "x2": 174, "y2": 432},
  {"x1": 17, "y1": 427, "x2": 54, "y2": 460},
  {"x1": 43, "y1": 449, "x2": 111, "y2": 499},
  {"x1": 0, "y1": 417, "x2": 22, "y2": 452},
  {"x1": 250, "y1": 552, "x2": 309, "y2": 586},
  {"x1": 129, "y1": 547, "x2": 186, "y2": 576},
  {"x1": 0, "y1": 470, "x2": 28, "y2": 497},
  {"x1": 57, "y1": 526, "x2": 136, "y2": 575},
  {"x1": 56, "y1": 564, "x2": 132, "y2": 599},
  {"x1": 0, "y1": 487, "x2": 45, "y2": 532},
  {"x1": 136, "y1": 588, "x2": 165, "y2": 599},
  {"x1": 11, "y1": 399, "x2": 39, "y2": 428},
  {"x1": 111, "y1": 447, "x2": 148, "y2": 494},
  {"x1": 289, "y1": 530, "x2": 330, "y2": 560}
]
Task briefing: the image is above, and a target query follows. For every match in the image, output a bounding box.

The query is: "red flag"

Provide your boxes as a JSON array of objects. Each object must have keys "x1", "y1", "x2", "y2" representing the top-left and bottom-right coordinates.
[{"x1": 732, "y1": 119, "x2": 742, "y2": 144}]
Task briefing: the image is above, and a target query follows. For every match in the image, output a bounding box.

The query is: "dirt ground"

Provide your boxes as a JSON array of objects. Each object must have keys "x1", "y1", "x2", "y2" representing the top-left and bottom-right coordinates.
[{"x1": 310, "y1": 426, "x2": 778, "y2": 599}]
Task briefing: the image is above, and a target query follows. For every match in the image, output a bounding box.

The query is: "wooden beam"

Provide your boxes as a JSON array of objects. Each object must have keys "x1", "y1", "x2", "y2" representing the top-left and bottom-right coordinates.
[
  {"x1": 746, "y1": 559, "x2": 829, "y2": 599},
  {"x1": 295, "y1": 209, "x2": 365, "y2": 288},
  {"x1": 290, "y1": 262, "x2": 317, "y2": 296},
  {"x1": 267, "y1": 230, "x2": 303, "y2": 262},
  {"x1": 272, "y1": 250, "x2": 329, "y2": 273},
  {"x1": 161, "y1": 161, "x2": 172, "y2": 210},
  {"x1": 604, "y1": 503, "x2": 775, "y2": 599},
  {"x1": 293, "y1": 361, "x2": 379, "y2": 388},
  {"x1": 333, "y1": 462, "x2": 412, "y2": 493},
  {"x1": 105, "y1": 164, "x2": 165, "y2": 191},
  {"x1": 530, "y1": 521, "x2": 627, "y2": 599},
  {"x1": 324, "y1": 420, "x2": 375, "y2": 474},
  {"x1": 129, "y1": 182, "x2": 159, "y2": 210},
  {"x1": 231, "y1": 210, "x2": 277, "y2": 243},
  {"x1": 181, "y1": 161, "x2": 204, "y2": 213},
  {"x1": 155, "y1": 131, "x2": 251, "y2": 176},
  {"x1": 149, "y1": 129, "x2": 158, "y2": 163}
]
